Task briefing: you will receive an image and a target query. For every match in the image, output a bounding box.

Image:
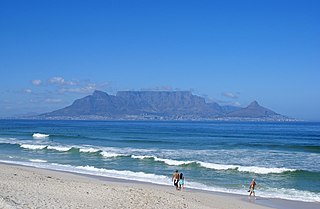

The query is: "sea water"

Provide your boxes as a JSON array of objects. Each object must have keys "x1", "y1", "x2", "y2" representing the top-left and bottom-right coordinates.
[{"x1": 0, "y1": 120, "x2": 319, "y2": 202}]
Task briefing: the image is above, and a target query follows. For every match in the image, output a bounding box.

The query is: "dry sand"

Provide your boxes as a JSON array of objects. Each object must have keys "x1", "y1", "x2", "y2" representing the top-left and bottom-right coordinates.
[{"x1": 0, "y1": 163, "x2": 318, "y2": 209}]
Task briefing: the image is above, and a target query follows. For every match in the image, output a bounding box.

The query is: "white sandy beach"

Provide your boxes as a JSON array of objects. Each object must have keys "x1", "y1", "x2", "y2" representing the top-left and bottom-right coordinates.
[{"x1": 0, "y1": 163, "x2": 319, "y2": 209}]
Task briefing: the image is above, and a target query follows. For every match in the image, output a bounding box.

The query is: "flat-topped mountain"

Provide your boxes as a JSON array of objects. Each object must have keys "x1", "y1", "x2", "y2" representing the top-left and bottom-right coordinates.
[{"x1": 39, "y1": 90, "x2": 292, "y2": 121}]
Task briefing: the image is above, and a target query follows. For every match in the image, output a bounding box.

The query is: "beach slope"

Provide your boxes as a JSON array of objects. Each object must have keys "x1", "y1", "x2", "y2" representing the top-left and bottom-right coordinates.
[{"x1": 0, "y1": 163, "x2": 273, "y2": 209}]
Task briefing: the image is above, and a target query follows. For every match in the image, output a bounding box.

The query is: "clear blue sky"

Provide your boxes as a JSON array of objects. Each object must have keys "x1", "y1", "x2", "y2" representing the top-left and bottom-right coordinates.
[{"x1": 0, "y1": 0, "x2": 319, "y2": 120}]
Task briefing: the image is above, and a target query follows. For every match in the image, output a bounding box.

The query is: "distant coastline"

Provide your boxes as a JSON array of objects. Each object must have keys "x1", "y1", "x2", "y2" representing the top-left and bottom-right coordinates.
[
  {"x1": 11, "y1": 90, "x2": 299, "y2": 122},
  {"x1": 13, "y1": 115, "x2": 300, "y2": 122}
]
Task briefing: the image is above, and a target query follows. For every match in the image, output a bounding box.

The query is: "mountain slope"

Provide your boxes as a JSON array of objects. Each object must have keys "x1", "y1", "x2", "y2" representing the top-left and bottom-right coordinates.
[
  {"x1": 226, "y1": 101, "x2": 280, "y2": 118},
  {"x1": 42, "y1": 91, "x2": 123, "y2": 117},
  {"x1": 40, "y1": 91, "x2": 291, "y2": 121}
]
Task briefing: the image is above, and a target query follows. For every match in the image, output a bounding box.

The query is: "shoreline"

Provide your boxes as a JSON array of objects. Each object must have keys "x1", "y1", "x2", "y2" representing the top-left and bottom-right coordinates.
[{"x1": 1, "y1": 162, "x2": 319, "y2": 209}]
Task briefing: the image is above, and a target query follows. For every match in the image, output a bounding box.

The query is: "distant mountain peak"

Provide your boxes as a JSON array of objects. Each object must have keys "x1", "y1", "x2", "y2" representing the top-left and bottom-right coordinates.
[
  {"x1": 93, "y1": 90, "x2": 108, "y2": 96},
  {"x1": 227, "y1": 100, "x2": 281, "y2": 118},
  {"x1": 247, "y1": 101, "x2": 259, "y2": 108}
]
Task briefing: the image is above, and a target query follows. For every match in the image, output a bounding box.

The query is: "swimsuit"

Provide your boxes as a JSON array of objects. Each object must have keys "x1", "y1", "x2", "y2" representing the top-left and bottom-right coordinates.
[
  {"x1": 174, "y1": 179, "x2": 179, "y2": 186},
  {"x1": 179, "y1": 179, "x2": 184, "y2": 185}
]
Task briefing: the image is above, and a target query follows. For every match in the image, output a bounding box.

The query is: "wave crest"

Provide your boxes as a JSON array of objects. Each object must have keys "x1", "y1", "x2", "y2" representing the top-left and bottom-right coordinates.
[
  {"x1": 21, "y1": 144, "x2": 47, "y2": 150},
  {"x1": 101, "y1": 152, "x2": 125, "y2": 158},
  {"x1": 79, "y1": 148, "x2": 100, "y2": 153},
  {"x1": 17, "y1": 143, "x2": 297, "y2": 175},
  {"x1": 32, "y1": 133, "x2": 49, "y2": 139},
  {"x1": 29, "y1": 159, "x2": 47, "y2": 163},
  {"x1": 198, "y1": 162, "x2": 296, "y2": 174},
  {"x1": 130, "y1": 155, "x2": 296, "y2": 174},
  {"x1": 47, "y1": 146, "x2": 72, "y2": 152}
]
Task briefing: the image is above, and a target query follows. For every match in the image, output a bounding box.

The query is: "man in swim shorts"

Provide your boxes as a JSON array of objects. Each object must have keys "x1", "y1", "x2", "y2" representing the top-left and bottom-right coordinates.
[
  {"x1": 172, "y1": 170, "x2": 180, "y2": 190},
  {"x1": 248, "y1": 178, "x2": 256, "y2": 199}
]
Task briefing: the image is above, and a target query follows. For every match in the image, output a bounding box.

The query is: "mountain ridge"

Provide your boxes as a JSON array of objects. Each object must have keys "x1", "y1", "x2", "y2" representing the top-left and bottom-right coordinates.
[{"x1": 39, "y1": 90, "x2": 294, "y2": 121}]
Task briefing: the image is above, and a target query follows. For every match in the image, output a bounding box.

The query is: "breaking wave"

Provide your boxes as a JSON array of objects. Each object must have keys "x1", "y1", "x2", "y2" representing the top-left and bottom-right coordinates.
[
  {"x1": 130, "y1": 155, "x2": 296, "y2": 174},
  {"x1": 29, "y1": 159, "x2": 47, "y2": 163},
  {"x1": 0, "y1": 139, "x2": 306, "y2": 175},
  {"x1": 21, "y1": 144, "x2": 47, "y2": 150},
  {"x1": 32, "y1": 133, "x2": 49, "y2": 139}
]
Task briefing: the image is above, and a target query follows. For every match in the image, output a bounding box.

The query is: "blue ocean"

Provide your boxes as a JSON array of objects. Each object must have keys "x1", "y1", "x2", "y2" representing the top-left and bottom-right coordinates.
[{"x1": 0, "y1": 120, "x2": 319, "y2": 202}]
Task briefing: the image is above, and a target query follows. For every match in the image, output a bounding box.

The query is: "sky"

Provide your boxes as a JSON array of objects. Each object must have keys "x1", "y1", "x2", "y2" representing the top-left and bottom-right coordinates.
[{"x1": 0, "y1": 0, "x2": 319, "y2": 120}]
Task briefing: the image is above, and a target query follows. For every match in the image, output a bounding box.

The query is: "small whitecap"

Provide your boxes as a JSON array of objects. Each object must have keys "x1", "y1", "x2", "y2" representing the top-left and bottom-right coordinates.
[{"x1": 32, "y1": 133, "x2": 49, "y2": 139}]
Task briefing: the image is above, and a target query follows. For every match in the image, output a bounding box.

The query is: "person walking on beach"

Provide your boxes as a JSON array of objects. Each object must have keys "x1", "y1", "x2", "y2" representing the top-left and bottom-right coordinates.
[
  {"x1": 172, "y1": 170, "x2": 180, "y2": 190},
  {"x1": 179, "y1": 172, "x2": 185, "y2": 190},
  {"x1": 248, "y1": 178, "x2": 256, "y2": 199}
]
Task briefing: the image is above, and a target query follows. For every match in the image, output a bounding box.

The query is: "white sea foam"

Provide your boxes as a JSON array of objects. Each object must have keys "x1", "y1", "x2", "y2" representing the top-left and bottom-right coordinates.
[
  {"x1": 257, "y1": 187, "x2": 320, "y2": 202},
  {"x1": 131, "y1": 155, "x2": 193, "y2": 165},
  {"x1": 42, "y1": 163, "x2": 171, "y2": 185},
  {"x1": 79, "y1": 147, "x2": 100, "y2": 153},
  {"x1": 29, "y1": 159, "x2": 47, "y2": 163},
  {"x1": 130, "y1": 155, "x2": 296, "y2": 174},
  {"x1": 154, "y1": 157, "x2": 193, "y2": 166},
  {"x1": 0, "y1": 160, "x2": 319, "y2": 203},
  {"x1": 185, "y1": 181, "x2": 320, "y2": 203},
  {"x1": 32, "y1": 133, "x2": 49, "y2": 139},
  {"x1": 17, "y1": 143, "x2": 298, "y2": 175},
  {"x1": 47, "y1": 146, "x2": 72, "y2": 152},
  {"x1": 20, "y1": 144, "x2": 47, "y2": 150},
  {"x1": 131, "y1": 155, "x2": 154, "y2": 159},
  {"x1": 100, "y1": 151, "x2": 124, "y2": 158},
  {"x1": 197, "y1": 161, "x2": 296, "y2": 174},
  {"x1": 236, "y1": 165, "x2": 296, "y2": 174},
  {"x1": 0, "y1": 137, "x2": 20, "y2": 144},
  {"x1": 197, "y1": 162, "x2": 238, "y2": 170}
]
